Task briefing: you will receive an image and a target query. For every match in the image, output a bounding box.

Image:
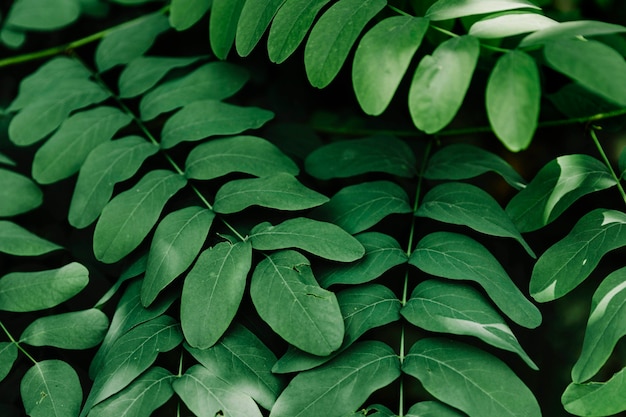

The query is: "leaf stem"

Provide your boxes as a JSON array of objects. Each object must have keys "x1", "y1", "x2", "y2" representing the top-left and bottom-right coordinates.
[
  {"x1": 590, "y1": 128, "x2": 626, "y2": 205},
  {"x1": 0, "y1": 320, "x2": 38, "y2": 365}
]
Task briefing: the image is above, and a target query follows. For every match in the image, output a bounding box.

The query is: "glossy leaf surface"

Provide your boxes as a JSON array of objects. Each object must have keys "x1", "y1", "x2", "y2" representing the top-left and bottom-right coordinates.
[
  {"x1": 19, "y1": 309, "x2": 108, "y2": 349},
  {"x1": 209, "y1": 0, "x2": 246, "y2": 59},
  {"x1": 0, "y1": 220, "x2": 61, "y2": 256},
  {"x1": 236, "y1": 0, "x2": 286, "y2": 56},
  {"x1": 563, "y1": 367, "x2": 626, "y2": 417},
  {"x1": 426, "y1": 0, "x2": 539, "y2": 20},
  {"x1": 470, "y1": 12, "x2": 558, "y2": 38},
  {"x1": 21, "y1": 360, "x2": 82, "y2": 417}
]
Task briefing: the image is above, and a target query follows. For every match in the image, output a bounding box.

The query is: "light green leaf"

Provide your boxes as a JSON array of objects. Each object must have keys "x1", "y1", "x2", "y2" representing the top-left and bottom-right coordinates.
[
  {"x1": 544, "y1": 39, "x2": 626, "y2": 106},
  {"x1": 169, "y1": 0, "x2": 212, "y2": 31},
  {"x1": 87, "y1": 367, "x2": 175, "y2": 417},
  {"x1": 0, "y1": 220, "x2": 62, "y2": 256},
  {"x1": 0, "y1": 263, "x2": 89, "y2": 312},
  {"x1": 96, "y1": 12, "x2": 170, "y2": 72},
  {"x1": 250, "y1": 218, "x2": 365, "y2": 262},
  {"x1": 506, "y1": 155, "x2": 616, "y2": 233},
  {"x1": 214, "y1": 173, "x2": 328, "y2": 214},
  {"x1": 353, "y1": 16, "x2": 429, "y2": 115},
  {"x1": 409, "y1": 35, "x2": 479, "y2": 134},
  {"x1": 93, "y1": 170, "x2": 187, "y2": 264},
  {"x1": 173, "y1": 365, "x2": 263, "y2": 417},
  {"x1": 304, "y1": 0, "x2": 386, "y2": 88},
  {"x1": 140, "y1": 62, "x2": 249, "y2": 120},
  {"x1": 19, "y1": 309, "x2": 108, "y2": 349},
  {"x1": 32, "y1": 106, "x2": 132, "y2": 184},
  {"x1": 0, "y1": 342, "x2": 17, "y2": 382},
  {"x1": 209, "y1": 0, "x2": 246, "y2": 59},
  {"x1": 181, "y1": 241, "x2": 252, "y2": 349},
  {"x1": 141, "y1": 206, "x2": 214, "y2": 306},
  {"x1": 235, "y1": 0, "x2": 286, "y2": 56},
  {"x1": 118, "y1": 55, "x2": 204, "y2": 98},
  {"x1": 404, "y1": 338, "x2": 541, "y2": 417},
  {"x1": 267, "y1": 0, "x2": 332, "y2": 64},
  {"x1": 6, "y1": 0, "x2": 80, "y2": 30},
  {"x1": 410, "y1": 232, "x2": 541, "y2": 329},
  {"x1": 251, "y1": 250, "x2": 344, "y2": 355},
  {"x1": 318, "y1": 232, "x2": 407, "y2": 287},
  {"x1": 185, "y1": 323, "x2": 285, "y2": 410},
  {"x1": 305, "y1": 135, "x2": 417, "y2": 179},
  {"x1": 425, "y1": 143, "x2": 526, "y2": 189},
  {"x1": 161, "y1": 100, "x2": 274, "y2": 148},
  {"x1": 519, "y1": 20, "x2": 626, "y2": 48},
  {"x1": 402, "y1": 279, "x2": 538, "y2": 369},
  {"x1": 563, "y1": 367, "x2": 626, "y2": 417},
  {"x1": 69, "y1": 136, "x2": 159, "y2": 229},
  {"x1": 425, "y1": 0, "x2": 539, "y2": 21},
  {"x1": 0, "y1": 168, "x2": 42, "y2": 216},
  {"x1": 486, "y1": 50, "x2": 540, "y2": 151},
  {"x1": 407, "y1": 401, "x2": 466, "y2": 417},
  {"x1": 21, "y1": 360, "x2": 82, "y2": 417},
  {"x1": 270, "y1": 341, "x2": 401, "y2": 417},
  {"x1": 185, "y1": 135, "x2": 299, "y2": 180},
  {"x1": 469, "y1": 12, "x2": 558, "y2": 38},
  {"x1": 416, "y1": 182, "x2": 535, "y2": 257}
]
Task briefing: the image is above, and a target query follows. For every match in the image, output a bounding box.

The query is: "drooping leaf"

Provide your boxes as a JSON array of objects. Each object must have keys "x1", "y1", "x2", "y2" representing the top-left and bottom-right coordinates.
[
  {"x1": 0, "y1": 342, "x2": 17, "y2": 382},
  {"x1": 304, "y1": 0, "x2": 387, "y2": 88},
  {"x1": 0, "y1": 168, "x2": 43, "y2": 216},
  {"x1": 213, "y1": 173, "x2": 329, "y2": 214},
  {"x1": 410, "y1": 232, "x2": 541, "y2": 328},
  {"x1": 404, "y1": 338, "x2": 541, "y2": 417},
  {"x1": 21, "y1": 360, "x2": 82, "y2": 417},
  {"x1": 0, "y1": 220, "x2": 62, "y2": 256},
  {"x1": 353, "y1": 16, "x2": 429, "y2": 116},
  {"x1": 185, "y1": 323, "x2": 285, "y2": 410},
  {"x1": 305, "y1": 135, "x2": 417, "y2": 179},
  {"x1": 425, "y1": 0, "x2": 539, "y2": 21},
  {"x1": 19, "y1": 309, "x2": 108, "y2": 349},
  {"x1": 251, "y1": 250, "x2": 344, "y2": 355},
  {"x1": 235, "y1": 0, "x2": 286, "y2": 56},
  {"x1": 5, "y1": 0, "x2": 81, "y2": 30},
  {"x1": 406, "y1": 401, "x2": 466, "y2": 417},
  {"x1": 486, "y1": 50, "x2": 540, "y2": 151},
  {"x1": 181, "y1": 241, "x2": 252, "y2": 349},
  {"x1": 185, "y1": 135, "x2": 299, "y2": 180},
  {"x1": 409, "y1": 35, "x2": 479, "y2": 134},
  {"x1": 270, "y1": 341, "x2": 401, "y2": 417},
  {"x1": 0, "y1": 263, "x2": 89, "y2": 313},
  {"x1": 506, "y1": 154, "x2": 616, "y2": 233},
  {"x1": 469, "y1": 12, "x2": 558, "y2": 38},
  {"x1": 93, "y1": 170, "x2": 187, "y2": 264},
  {"x1": 250, "y1": 218, "x2": 365, "y2": 262},
  {"x1": 160, "y1": 100, "x2": 274, "y2": 148},
  {"x1": 402, "y1": 279, "x2": 537, "y2": 369},
  {"x1": 141, "y1": 206, "x2": 214, "y2": 306},
  {"x1": 563, "y1": 367, "x2": 626, "y2": 417},
  {"x1": 169, "y1": 0, "x2": 212, "y2": 31},
  {"x1": 519, "y1": 20, "x2": 626, "y2": 48},
  {"x1": 69, "y1": 136, "x2": 159, "y2": 228},
  {"x1": 318, "y1": 232, "x2": 407, "y2": 287},
  {"x1": 32, "y1": 106, "x2": 132, "y2": 184},
  {"x1": 209, "y1": 0, "x2": 246, "y2": 59}
]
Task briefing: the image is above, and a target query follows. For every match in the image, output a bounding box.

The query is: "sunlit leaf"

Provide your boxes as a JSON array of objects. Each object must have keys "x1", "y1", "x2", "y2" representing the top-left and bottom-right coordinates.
[
  {"x1": 169, "y1": 0, "x2": 211, "y2": 31},
  {"x1": 563, "y1": 367, "x2": 626, "y2": 417},
  {"x1": 236, "y1": 0, "x2": 286, "y2": 56},
  {"x1": 469, "y1": 12, "x2": 558, "y2": 38},
  {"x1": 21, "y1": 360, "x2": 82, "y2": 417},
  {"x1": 0, "y1": 168, "x2": 43, "y2": 216},
  {"x1": 406, "y1": 401, "x2": 466, "y2": 417},
  {"x1": 519, "y1": 20, "x2": 626, "y2": 48},
  {"x1": 19, "y1": 309, "x2": 108, "y2": 349},
  {"x1": 425, "y1": 0, "x2": 539, "y2": 21},
  {"x1": 0, "y1": 220, "x2": 62, "y2": 256},
  {"x1": 0, "y1": 342, "x2": 17, "y2": 382},
  {"x1": 6, "y1": 0, "x2": 80, "y2": 30}
]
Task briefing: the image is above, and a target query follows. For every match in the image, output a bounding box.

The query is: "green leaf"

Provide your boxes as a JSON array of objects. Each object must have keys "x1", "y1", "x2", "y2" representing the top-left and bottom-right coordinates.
[
  {"x1": 549, "y1": 83, "x2": 621, "y2": 120},
  {"x1": 519, "y1": 20, "x2": 626, "y2": 48},
  {"x1": 32, "y1": 106, "x2": 132, "y2": 184},
  {"x1": 353, "y1": 16, "x2": 429, "y2": 115},
  {"x1": 424, "y1": 144, "x2": 526, "y2": 189},
  {"x1": 140, "y1": 62, "x2": 249, "y2": 120},
  {"x1": 544, "y1": 39, "x2": 626, "y2": 106},
  {"x1": 0, "y1": 263, "x2": 89, "y2": 312},
  {"x1": 214, "y1": 173, "x2": 328, "y2": 214},
  {"x1": 209, "y1": 0, "x2": 246, "y2": 59},
  {"x1": 235, "y1": 0, "x2": 286, "y2": 56},
  {"x1": 304, "y1": 0, "x2": 386, "y2": 88},
  {"x1": 0, "y1": 152, "x2": 16, "y2": 167},
  {"x1": 402, "y1": 279, "x2": 538, "y2": 369},
  {"x1": 404, "y1": 338, "x2": 541, "y2": 417},
  {"x1": 93, "y1": 170, "x2": 187, "y2": 264},
  {"x1": 416, "y1": 182, "x2": 535, "y2": 257},
  {"x1": 563, "y1": 367, "x2": 626, "y2": 417},
  {"x1": 181, "y1": 241, "x2": 252, "y2": 349},
  {"x1": 185, "y1": 135, "x2": 299, "y2": 180},
  {"x1": 409, "y1": 35, "x2": 479, "y2": 134},
  {"x1": 267, "y1": 0, "x2": 332, "y2": 64},
  {"x1": 406, "y1": 401, "x2": 466, "y2": 417},
  {"x1": 506, "y1": 155, "x2": 616, "y2": 233},
  {"x1": 305, "y1": 135, "x2": 417, "y2": 179},
  {"x1": 160, "y1": 100, "x2": 274, "y2": 148},
  {"x1": 0, "y1": 168, "x2": 43, "y2": 216},
  {"x1": 95, "y1": 256, "x2": 148, "y2": 308},
  {"x1": 0, "y1": 342, "x2": 17, "y2": 382},
  {"x1": 1, "y1": 26, "x2": 26, "y2": 49},
  {"x1": 173, "y1": 365, "x2": 263, "y2": 417},
  {"x1": 19, "y1": 309, "x2": 108, "y2": 349},
  {"x1": 250, "y1": 218, "x2": 365, "y2": 262},
  {"x1": 141, "y1": 206, "x2": 214, "y2": 306},
  {"x1": 486, "y1": 50, "x2": 540, "y2": 151},
  {"x1": 21, "y1": 360, "x2": 82, "y2": 417},
  {"x1": 425, "y1": 0, "x2": 539, "y2": 20},
  {"x1": 95, "y1": 12, "x2": 170, "y2": 72},
  {"x1": 185, "y1": 323, "x2": 284, "y2": 410},
  {"x1": 169, "y1": 0, "x2": 212, "y2": 31},
  {"x1": 0, "y1": 220, "x2": 62, "y2": 256},
  {"x1": 251, "y1": 250, "x2": 344, "y2": 355},
  {"x1": 87, "y1": 367, "x2": 175, "y2": 417},
  {"x1": 469, "y1": 12, "x2": 558, "y2": 38},
  {"x1": 118, "y1": 55, "x2": 204, "y2": 98},
  {"x1": 69, "y1": 136, "x2": 159, "y2": 228},
  {"x1": 270, "y1": 341, "x2": 401, "y2": 417},
  {"x1": 318, "y1": 232, "x2": 407, "y2": 287},
  {"x1": 6, "y1": 0, "x2": 80, "y2": 30},
  {"x1": 410, "y1": 232, "x2": 541, "y2": 329}
]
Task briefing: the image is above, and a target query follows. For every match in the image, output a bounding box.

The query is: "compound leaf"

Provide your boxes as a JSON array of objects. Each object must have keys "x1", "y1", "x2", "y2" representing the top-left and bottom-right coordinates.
[
  {"x1": 563, "y1": 367, "x2": 626, "y2": 417},
  {"x1": 425, "y1": 0, "x2": 539, "y2": 21},
  {"x1": 469, "y1": 12, "x2": 558, "y2": 38},
  {"x1": 0, "y1": 220, "x2": 62, "y2": 256},
  {"x1": 236, "y1": 0, "x2": 286, "y2": 56},
  {"x1": 21, "y1": 360, "x2": 82, "y2": 417}
]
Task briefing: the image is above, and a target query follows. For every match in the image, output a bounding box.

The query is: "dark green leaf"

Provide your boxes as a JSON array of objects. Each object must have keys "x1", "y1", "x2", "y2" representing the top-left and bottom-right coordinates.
[
  {"x1": 563, "y1": 367, "x2": 626, "y2": 417},
  {"x1": 21, "y1": 360, "x2": 82, "y2": 417},
  {"x1": 236, "y1": 0, "x2": 286, "y2": 56},
  {"x1": 470, "y1": 12, "x2": 558, "y2": 38},
  {"x1": 0, "y1": 220, "x2": 62, "y2": 256},
  {"x1": 1, "y1": 26, "x2": 26, "y2": 49},
  {"x1": 0, "y1": 152, "x2": 16, "y2": 167},
  {"x1": 94, "y1": 255, "x2": 148, "y2": 309},
  {"x1": 0, "y1": 343, "x2": 17, "y2": 382},
  {"x1": 19, "y1": 309, "x2": 108, "y2": 349},
  {"x1": 6, "y1": 0, "x2": 80, "y2": 30},
  {"x1": 209, "y1": 0, "x2": 246, "y2": 59},
  {"x1": 519, "y1": 20, "x2": 626, "y2": 48},
  {"x1": 425, "y1": 0, "x2": 539, "y2": 20},
  {"x1": 0, "y1": 168, "x2": 42, "y2": 216},
  {"x1": 406, "y1": 401, "x2": 466, "y2": 417},
  {"x1": 169, "y1": 0, "x2": 212, "y2": 31},
  {"x1": 549, "y1": 83, "x2": 621, "y2": 120}
]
